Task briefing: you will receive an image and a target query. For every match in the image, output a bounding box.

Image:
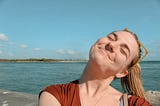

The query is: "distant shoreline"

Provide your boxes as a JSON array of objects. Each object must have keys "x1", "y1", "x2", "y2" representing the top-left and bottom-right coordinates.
[
  {"x1": 0, "y1": 59, "x2": 158, "y2": 62},
  {"x1": 0, "y1": 58, "x2": 88, "y2": 62}
]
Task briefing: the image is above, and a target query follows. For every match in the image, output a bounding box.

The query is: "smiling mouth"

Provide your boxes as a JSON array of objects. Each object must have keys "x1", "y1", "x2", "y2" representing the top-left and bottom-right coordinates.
[
  {"x1": 98, "y1": 45, "x2": 115, "y2": 63},
  {"x1": 104, "y1": 50, "x2": 115, "y2": 63},
  {"x1": 105, "y1": 44, "x2": 113, "y2": 52}
]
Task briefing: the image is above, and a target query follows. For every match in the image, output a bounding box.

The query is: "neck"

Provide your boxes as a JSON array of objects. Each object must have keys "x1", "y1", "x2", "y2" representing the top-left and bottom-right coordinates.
[{"x1": 79, "y1": 60, "x2": 115, "y2": 96}]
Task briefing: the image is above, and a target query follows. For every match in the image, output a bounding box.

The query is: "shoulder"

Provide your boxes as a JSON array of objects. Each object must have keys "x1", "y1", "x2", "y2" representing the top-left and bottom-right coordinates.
[
  {"x1": 40, "y1": 80, "x2": 79, "y2": 96},
  {"x1": 39, "y1": 80, "x2": 78, "y2": 96},
  {"x1": 128, "y1": 95, "x2": 151, "y2": 106},
  {"x1": 39, "y1": 91, "x2": 61, "y2": 106},
  {"x1": 39, "y1": 80, "x2": 79, "y2": 105}
]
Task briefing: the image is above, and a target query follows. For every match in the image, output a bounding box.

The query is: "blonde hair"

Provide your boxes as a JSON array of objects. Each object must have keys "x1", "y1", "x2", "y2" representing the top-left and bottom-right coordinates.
[
  {"x1": 121, "y1": 64, "x2": 146, "y2": 98},
  {"x1": 121, "y1": 28, "x2": 148, "y2": 99}
]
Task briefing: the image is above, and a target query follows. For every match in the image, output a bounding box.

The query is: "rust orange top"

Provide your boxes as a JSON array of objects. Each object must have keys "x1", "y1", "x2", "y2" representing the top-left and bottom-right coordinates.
[{"x1": 39, "y1": 80, "x2": 151, "y2": 106}]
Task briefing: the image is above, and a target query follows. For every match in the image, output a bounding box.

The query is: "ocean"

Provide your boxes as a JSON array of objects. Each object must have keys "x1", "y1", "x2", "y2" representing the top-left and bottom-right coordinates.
[{"x1": 0, "y1": 61, "x2": 159, "y2": 94}]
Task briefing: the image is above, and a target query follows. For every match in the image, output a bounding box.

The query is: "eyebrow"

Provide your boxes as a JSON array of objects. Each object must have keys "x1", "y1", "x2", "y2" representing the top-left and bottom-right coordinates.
[
  {"x1": 112, "y1": 32, "x2": 130, "y2": 56},
  {"x1": 112, "y1": 32, "x2": 118, "y2": 41}
]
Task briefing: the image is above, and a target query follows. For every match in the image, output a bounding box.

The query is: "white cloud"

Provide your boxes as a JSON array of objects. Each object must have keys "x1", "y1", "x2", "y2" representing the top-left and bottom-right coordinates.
[
  {"x1": 0, "y1": 33, "x2": 9, "y2": 41},
  {"x1": 20, "y1": 44, "x2": 28, "y2": 48},
  {"x1": 34, "y1": 48, "x2": 41, "y2": 51},
  {"x1": 67, "y1": 50, "x2": 76, "y2": 55},
  {"x1": 56, "y1": 49, "x2": 65, "y2": 54},
  {"x1": 0, "y1": 50, "x2": 2, "y2": 55},
  {"x1": 56, "y1": 49, "x2": 76, "y2": 55},
  {"x1": 55, "y1": 49, "x2": 88, "y2": 59},
  {"x1": 8, "y1": 52, "x2": 14, "y2": 57}
]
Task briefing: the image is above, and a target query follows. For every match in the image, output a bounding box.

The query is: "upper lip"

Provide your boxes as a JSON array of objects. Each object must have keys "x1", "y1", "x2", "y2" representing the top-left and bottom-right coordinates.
[{"x1": 98, "y1": 44, "x2": 115, "y2": 62}]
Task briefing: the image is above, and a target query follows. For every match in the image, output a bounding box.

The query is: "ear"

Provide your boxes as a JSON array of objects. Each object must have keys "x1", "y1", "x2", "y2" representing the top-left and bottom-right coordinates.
[{"x1": 115, "y1": 70, "x2": 128, "y2": 78}]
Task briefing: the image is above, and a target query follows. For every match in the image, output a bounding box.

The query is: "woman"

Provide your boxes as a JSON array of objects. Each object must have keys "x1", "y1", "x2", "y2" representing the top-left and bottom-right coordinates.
[{"x1": 39, "y1": 28, "x2": 151, "y2": 106}]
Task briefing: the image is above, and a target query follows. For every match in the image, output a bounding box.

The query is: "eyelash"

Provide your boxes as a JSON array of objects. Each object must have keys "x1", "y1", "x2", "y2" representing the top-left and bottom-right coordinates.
[{"x1": 120, "y1": 48, "x2": 127, "y2": 57}]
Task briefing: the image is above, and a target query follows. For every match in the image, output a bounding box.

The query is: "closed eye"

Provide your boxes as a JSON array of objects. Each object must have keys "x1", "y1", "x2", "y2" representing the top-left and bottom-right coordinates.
[
  {"x1": 121, "y1": 44, "x2": 130, "y2": 57},
  {"x1": 108, "y1": 36, "x2": 115, "y2": 41},
  {"x1": 120, "y1": 48, "x2": 127, "y2": 57}
]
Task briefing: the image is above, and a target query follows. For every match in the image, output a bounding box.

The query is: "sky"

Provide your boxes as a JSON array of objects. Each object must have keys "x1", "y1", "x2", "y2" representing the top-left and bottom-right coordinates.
[{"x1": 0, "y1": 0, "x2": 160, "y2": 60}]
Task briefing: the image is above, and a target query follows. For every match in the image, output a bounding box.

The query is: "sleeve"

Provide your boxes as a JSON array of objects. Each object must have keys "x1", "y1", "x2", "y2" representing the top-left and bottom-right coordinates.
[
  {"x1": 128, "y1": 95, "x2": 151, "y2": 106},
  {"x1": 39, "y1": 80, "x2": 80, "y2": 106}
]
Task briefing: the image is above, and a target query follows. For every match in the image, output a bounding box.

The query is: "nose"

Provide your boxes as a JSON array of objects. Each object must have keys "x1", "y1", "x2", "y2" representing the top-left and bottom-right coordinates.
[
  {"x1": 105, "y1": 43, "x2": 113, "y2": 52},
  {"x1": 105, "y1": 42, "x2": 119, "y2": 52}
]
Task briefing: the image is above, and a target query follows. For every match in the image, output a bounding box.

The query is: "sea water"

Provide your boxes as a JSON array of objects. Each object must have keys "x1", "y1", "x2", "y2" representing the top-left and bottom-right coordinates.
[{"x1": 0, "y1": 61, "x2": 159, "y2": 94}]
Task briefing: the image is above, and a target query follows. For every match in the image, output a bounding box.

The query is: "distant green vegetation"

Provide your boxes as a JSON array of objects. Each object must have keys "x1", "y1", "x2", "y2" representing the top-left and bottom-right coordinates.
[{"x1": 0, "y1": 58, "x2": 88, "y2": 62}]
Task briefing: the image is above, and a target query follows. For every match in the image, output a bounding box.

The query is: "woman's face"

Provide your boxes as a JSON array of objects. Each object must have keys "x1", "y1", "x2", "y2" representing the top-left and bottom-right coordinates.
[{"x1": 89, "y1": 31, "x2": 139, "y2": 75}]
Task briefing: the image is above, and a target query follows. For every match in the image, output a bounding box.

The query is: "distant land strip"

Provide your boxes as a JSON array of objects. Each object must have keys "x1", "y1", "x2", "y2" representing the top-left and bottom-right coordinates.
[
  {"x1": 0, "y1": 58, "x2": 88, "y2": 62},
  {"x1": 0, "y1": 59, "x2": 159, "y2": 62}
]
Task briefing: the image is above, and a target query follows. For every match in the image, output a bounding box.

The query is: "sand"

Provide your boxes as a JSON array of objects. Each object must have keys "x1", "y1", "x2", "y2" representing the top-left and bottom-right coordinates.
[
  {"x1": 0, "y1": 89, "x2": 38, "y2": 106},
  {"x1": 145, "y1": 90, "x2": 160, "y2": 106},
  {"x1": 0, "y1": 89, "x2": 160, "y2": 106}
]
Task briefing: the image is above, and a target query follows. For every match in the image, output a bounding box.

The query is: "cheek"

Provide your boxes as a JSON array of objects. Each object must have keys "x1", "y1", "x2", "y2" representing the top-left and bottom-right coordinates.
[
  {"x1": 89, "y1": 45, "x2": 95, "y2": 58},
  {"x1": 89, "y1": 49, "x2": 104, "y2": 63},
  {"x1": 116, "y1": 54, "x2": 126, "y2": 63},
  {"x1": 115, "y1": 55, "x2": 127, "y2": 69}
]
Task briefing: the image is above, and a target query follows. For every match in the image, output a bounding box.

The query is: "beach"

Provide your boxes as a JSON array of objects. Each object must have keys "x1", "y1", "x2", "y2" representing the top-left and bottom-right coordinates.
[
  {"x1": 146, "y1": 90, "x2": 160, "y2": 106},
  {"x1": 0, "y1": 89, "x2": 160, "y2": 106},
  {"x1": 0, "y1": 89, "x2": 38, "y2": 106}
]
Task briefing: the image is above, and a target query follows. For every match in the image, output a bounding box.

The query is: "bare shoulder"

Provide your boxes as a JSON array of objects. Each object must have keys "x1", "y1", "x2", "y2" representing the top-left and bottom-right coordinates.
[
  {"x1": 39, "y1": 91, "x2": 61, "y2": 106},
  {"x1": 128, "y1": 94, "x2": 132, "y2": 98}
]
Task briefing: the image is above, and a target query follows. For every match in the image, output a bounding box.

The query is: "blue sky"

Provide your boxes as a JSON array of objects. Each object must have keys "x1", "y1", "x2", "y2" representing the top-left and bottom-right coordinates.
[{"x1": 0, "y1": 0, "x2": 160, "y2": 60}]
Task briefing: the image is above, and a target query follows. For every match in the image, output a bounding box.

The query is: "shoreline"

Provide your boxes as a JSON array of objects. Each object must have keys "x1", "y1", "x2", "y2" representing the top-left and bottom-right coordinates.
[
  {"x1": 145, "y1": 90, "x2": 160, "y2": 106},
  {"x1": 0, "y1": 59, "x2": 159, "y2": 63},
  {"x1": 0, "y1": 89, "x2": 160, "y2": 106},
  {"x1": 0, "y1": 89, "x2": 38, "y2": 106},
  {"x1": 0, "y1": 59, "x2": 88, "y2": 63}
]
